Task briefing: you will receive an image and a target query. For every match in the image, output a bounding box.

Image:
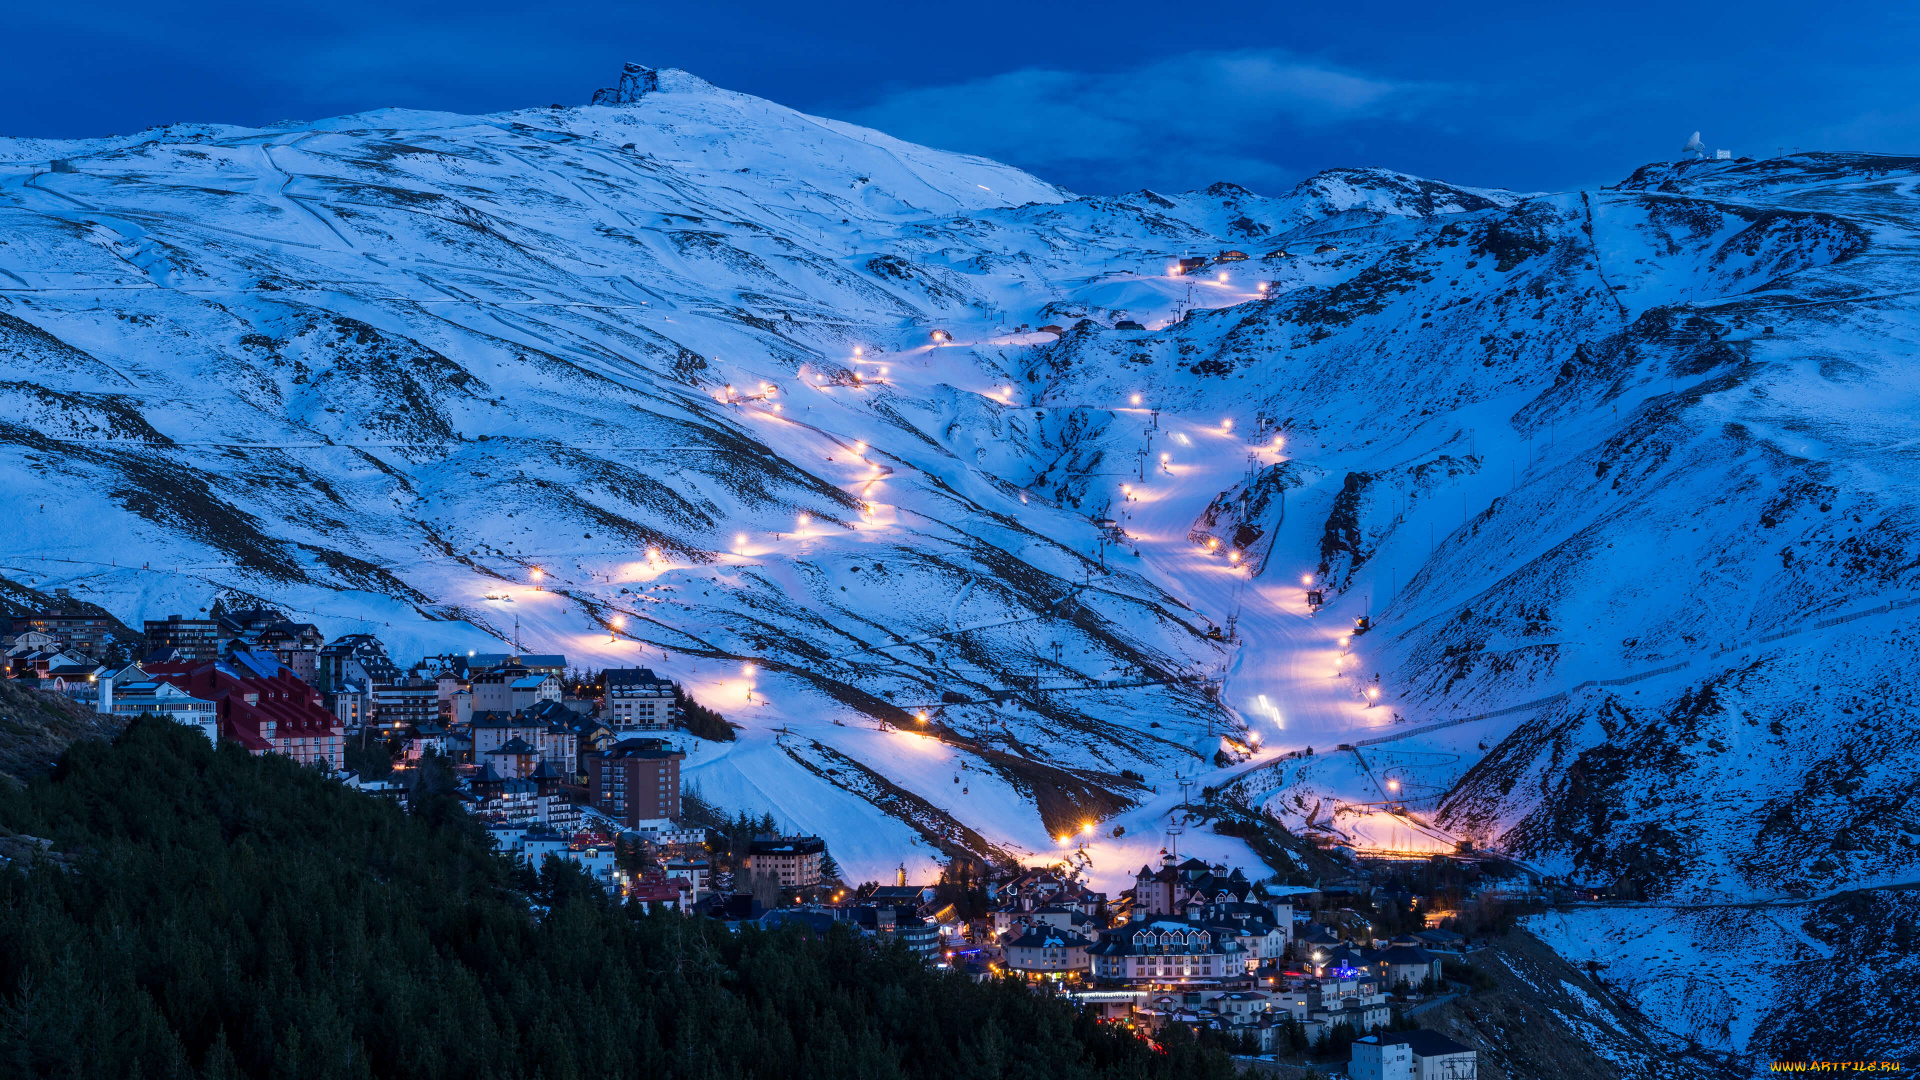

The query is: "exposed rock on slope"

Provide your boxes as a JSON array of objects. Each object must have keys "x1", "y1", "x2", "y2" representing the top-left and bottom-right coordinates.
[{"x1": 6, "y1": 71, "x2": 1920, "y2": 1067}]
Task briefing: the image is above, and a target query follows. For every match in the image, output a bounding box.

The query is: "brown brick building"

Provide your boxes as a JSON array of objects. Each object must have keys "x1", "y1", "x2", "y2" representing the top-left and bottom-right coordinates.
[
  {"x1": 588, "y1": 738, "x2": 685, "y2": 827},
  {"x1": 7, "y1": 610, "x2": 115, "y2": 658},
  {"x1": 144, "y1": 615, "x2": 220, "y2": 661}
]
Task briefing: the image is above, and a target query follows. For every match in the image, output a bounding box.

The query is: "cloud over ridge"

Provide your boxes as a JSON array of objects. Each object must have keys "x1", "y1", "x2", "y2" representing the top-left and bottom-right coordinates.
[{"x1": 847, "y1": 49, "x2": 1445, "y2": 195}]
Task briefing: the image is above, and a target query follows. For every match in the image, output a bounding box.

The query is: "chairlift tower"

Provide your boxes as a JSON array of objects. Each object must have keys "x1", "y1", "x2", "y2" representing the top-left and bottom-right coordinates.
[{"x1": 1165, "y1": 776, "x2": 1197, "y2": 862}]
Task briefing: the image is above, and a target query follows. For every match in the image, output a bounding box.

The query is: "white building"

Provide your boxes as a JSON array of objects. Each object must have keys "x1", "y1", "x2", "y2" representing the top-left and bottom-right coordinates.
[
  {"x1": 604, "y1": 667, "x2": 677, "y2": 730},
  {"x1": 509, "y1": 674, "x2": 561, "y2": 713},
  {"x1": 111, "y1": 679, "x2": 219, "y2": 744},
  {"x1": 329, "y1": 680, "x2": 372, "y2": 731},
  {"x1": 1004, "y1": 927, "x2": 1093, "y2": 977},
  {"x1": 1351, "y1": 1030, "x2": 1477, "y2": 1080},
  {"x1": 664, "y1": 858, "x2": 710, "y2": 896},
  {"x1": 97, "y1": 662, "x2": 145, "y2": 714}
]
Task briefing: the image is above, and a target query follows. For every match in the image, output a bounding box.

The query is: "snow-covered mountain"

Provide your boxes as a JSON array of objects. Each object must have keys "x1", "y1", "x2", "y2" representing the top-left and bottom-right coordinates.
[{"x1": 5, "y1": 62, "x2": 1918, "y2": 1069}]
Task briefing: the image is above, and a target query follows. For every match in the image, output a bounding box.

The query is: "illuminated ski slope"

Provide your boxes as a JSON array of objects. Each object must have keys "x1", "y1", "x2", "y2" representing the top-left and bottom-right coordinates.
[{"x1": 5, "y1": 70, "x2": 1920, "y2": 942}]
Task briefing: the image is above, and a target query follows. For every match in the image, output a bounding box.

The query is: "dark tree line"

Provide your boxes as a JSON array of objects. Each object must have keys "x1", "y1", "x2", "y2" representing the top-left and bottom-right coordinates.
[
  {"x1": 674, "y1": 686, "x2": 736, "y2": 742},
  {"x1": 0, "y1": 719, "x2": 1236, "y2": 1079}
]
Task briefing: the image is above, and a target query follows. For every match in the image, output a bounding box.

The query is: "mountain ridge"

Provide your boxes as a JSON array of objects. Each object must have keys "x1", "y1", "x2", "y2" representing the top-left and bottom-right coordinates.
[{"x1": 4, "y1": 64, "x2": 1920, "y2": 1070}]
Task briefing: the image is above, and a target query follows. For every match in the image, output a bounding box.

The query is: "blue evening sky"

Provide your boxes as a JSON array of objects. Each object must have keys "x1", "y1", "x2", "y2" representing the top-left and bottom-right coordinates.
[{"x1": 4, "y1": 1, "x2": 1914, "y2": 196}]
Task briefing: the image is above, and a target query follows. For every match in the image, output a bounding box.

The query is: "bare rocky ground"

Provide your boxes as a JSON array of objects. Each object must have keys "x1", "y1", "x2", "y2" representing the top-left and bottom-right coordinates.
[
  {"x1": 1413, "y1": 929, "x2": 1738, "y2": 1080},
  {"x1": 0, "y1": 679, "x2": 123, "y2": 788}
]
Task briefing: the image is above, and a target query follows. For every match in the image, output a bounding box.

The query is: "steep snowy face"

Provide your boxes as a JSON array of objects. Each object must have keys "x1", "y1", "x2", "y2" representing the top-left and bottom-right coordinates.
[
  {"x1": 0, "y1": 66, "x2": 1435, "y2": 875},
  {"x1": 6, "y1": 60, "x2": 1918, "y2": 921},
  {"x1": 1075, "y1": 153, "x2": 1911, "y2": 906}
]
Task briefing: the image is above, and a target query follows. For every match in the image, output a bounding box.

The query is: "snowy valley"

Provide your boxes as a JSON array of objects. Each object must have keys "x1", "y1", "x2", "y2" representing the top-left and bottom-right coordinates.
[{"x1": 3, "y1": 62, "x2": 1919, "y2": 1072}]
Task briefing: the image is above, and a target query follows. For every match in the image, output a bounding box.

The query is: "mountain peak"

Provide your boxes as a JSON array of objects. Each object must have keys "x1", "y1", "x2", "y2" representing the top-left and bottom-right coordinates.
[{"x1": 589, "y1": 63, "x2": 712, "y2": 106}]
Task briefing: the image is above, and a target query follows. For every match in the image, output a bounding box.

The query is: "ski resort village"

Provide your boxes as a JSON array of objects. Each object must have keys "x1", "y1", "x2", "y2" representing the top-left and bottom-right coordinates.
[
  {"x1": 3, "y1": 59, "x2": 1919, "y2": 1078},
  {"x1": 5, "y1": 602, "x2": 1507, "y2": 1072}
]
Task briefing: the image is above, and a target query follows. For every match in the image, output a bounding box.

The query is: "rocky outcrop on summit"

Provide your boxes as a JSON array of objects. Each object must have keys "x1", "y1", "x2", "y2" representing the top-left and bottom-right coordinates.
[{"x1": 590, "y1": 63, "x2": 715, "y2": 105}]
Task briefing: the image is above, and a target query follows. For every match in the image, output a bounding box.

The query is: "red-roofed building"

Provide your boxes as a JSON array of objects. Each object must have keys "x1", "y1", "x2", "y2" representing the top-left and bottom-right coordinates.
[
  {"x1": 144, "y1": 653, "x2": 344, "y2": 770},
  {"x1": 625, "y1": 870, "x2": 694, "y2": 912}
]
